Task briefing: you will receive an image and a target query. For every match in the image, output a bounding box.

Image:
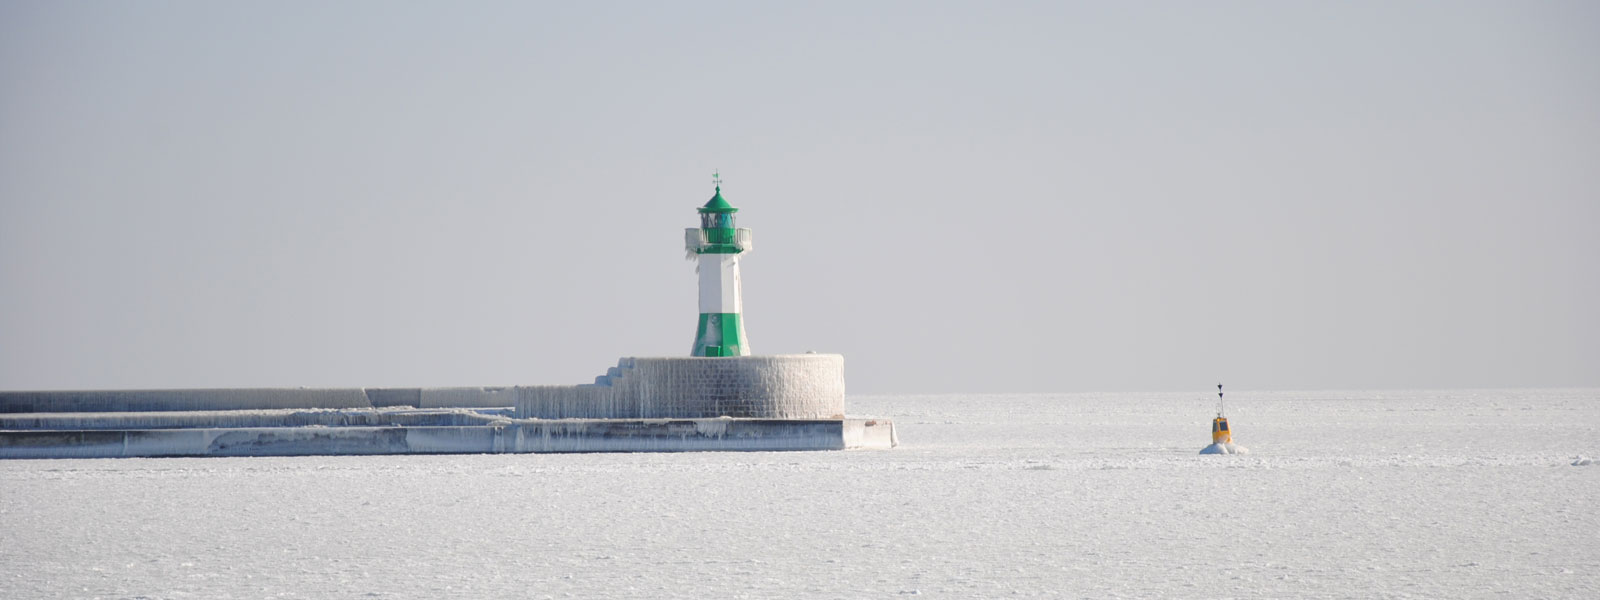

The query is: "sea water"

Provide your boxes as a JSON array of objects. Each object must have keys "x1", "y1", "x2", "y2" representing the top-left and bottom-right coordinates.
[{"x1": 3, "y1": 389, "x2": 1596, "y2": 598}]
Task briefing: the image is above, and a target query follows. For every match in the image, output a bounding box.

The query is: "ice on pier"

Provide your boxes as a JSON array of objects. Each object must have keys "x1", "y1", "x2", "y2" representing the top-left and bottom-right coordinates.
[{"x1": 0, "y1": 416, "x2": 896, "y2": 458}]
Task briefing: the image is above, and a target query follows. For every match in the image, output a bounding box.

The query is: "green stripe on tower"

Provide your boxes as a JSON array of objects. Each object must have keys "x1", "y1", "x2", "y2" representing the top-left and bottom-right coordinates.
[{"x1": 692, "y1": 313, "x2": 747, "y2": 357}]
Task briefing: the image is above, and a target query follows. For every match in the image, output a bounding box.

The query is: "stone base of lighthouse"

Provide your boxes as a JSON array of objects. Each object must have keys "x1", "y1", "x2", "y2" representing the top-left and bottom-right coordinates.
[{"x1": 518, "y1": 354, "x2": 843, "y2": 419}]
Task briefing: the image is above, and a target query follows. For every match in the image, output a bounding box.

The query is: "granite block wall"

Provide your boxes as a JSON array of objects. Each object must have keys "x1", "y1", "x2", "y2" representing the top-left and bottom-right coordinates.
[{"x1": 515, "y1": 354, "x2": 845, "y2": 419}]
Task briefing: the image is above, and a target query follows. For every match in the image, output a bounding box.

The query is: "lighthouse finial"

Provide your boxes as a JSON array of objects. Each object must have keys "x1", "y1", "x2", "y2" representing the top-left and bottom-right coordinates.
[{"x1": 713, "y1": 170, "x2": 722, "y2": 189}]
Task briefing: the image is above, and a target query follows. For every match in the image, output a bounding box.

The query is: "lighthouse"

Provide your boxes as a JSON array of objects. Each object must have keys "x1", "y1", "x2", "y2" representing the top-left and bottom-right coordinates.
[{"x1": 685, "y1": 173, "x2": 754, "y2": 356}]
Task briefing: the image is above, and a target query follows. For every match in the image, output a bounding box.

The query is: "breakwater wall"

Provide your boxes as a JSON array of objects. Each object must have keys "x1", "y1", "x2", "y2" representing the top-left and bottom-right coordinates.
[
  {"x1": 0, "y1": 387, "x2": 517, "y2": 414},
  {"x1": 0, "y1": 354, "x2": 895, "y2": 458},
  {"x1": 517, "y1": 355, "x2": 845, "y2": 419},
  {"x1": 0, "y1": 418, "x2": 897, "y2": 458}
]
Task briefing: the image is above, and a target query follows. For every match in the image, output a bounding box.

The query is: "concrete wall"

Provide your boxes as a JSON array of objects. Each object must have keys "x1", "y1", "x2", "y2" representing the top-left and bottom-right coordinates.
[
  {"x1": 0, "y1": 418, "x2": 896, "y2": 458},
  {"x1": 0, "y1": 387, "x2": 516, "y2": 414},
  {"x1": 516, "y1": 355, "x2": 845, "y2": 420}
]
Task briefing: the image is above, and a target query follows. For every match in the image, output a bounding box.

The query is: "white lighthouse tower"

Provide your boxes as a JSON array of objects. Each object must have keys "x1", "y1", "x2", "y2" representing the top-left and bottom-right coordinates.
[{"x1": 685, "y1": 173, "x2": 754, "y2": 356}]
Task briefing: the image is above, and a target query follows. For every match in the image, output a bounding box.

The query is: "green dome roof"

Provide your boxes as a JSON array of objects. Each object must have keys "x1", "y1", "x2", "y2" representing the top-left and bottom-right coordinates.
[{"x1": 698, "y1": 186, "x2": 739, "y2": 214}]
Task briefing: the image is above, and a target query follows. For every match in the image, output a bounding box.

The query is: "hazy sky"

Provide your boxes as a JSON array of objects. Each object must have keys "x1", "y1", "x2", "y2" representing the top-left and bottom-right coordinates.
[{"x1": 2, "y1": 1, "x2": 1596, "y2": 394}]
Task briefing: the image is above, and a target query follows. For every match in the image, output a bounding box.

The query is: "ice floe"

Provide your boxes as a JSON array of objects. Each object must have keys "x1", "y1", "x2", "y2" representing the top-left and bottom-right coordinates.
[{"x1": 1200, "y1": 442, "x2": 1249, "y2": 455}]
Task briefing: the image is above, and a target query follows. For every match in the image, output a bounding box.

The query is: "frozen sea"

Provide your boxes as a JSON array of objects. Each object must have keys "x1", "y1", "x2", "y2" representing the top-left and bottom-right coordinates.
[{"x1": 3, "y1": 389, "x2": 1597, "y2": 599}]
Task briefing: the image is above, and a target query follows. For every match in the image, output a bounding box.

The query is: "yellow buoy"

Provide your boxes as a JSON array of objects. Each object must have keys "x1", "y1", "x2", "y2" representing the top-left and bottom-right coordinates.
[
  {"x1": 1200, "y1": 383, "x2": 1247, "y2": 454},
  {"x1": 1212, "y1": 415, "x2": 1231, "y2": 445}
]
